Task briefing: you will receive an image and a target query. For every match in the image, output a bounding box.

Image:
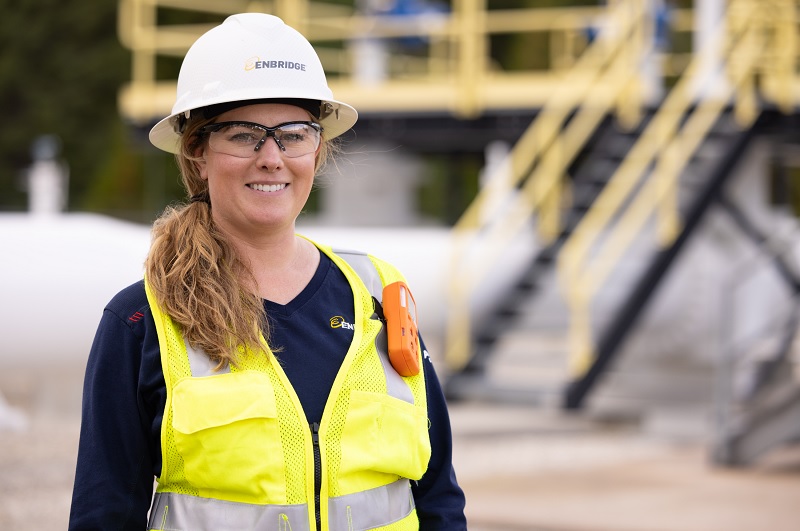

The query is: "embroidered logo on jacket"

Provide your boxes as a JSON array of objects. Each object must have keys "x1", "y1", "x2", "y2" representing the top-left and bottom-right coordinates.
[{"x1": 330, "y1": 316, "x2": 355, "y2": 331}]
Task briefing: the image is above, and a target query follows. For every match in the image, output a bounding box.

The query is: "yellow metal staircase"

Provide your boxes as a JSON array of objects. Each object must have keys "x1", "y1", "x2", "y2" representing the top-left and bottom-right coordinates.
[
  {"x1": 444, "y1": 0, "x2": 653, "y2": 374},
  {"x1": 557, "y1": 0, "x2": 796, "y2": 404},
  {"x1": 443, "y1": 0, "x2": 798, "y2": 409}
]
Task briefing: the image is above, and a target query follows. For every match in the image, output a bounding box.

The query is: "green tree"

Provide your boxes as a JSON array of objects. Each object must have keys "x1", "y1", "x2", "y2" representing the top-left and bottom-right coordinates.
[{"x1": 0, "y1": 0, "x2": 136, "y2": 215}]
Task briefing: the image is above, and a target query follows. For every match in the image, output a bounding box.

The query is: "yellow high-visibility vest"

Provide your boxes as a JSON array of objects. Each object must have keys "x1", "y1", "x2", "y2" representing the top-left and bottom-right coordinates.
[{"x1": 145, "y1": 242, "x2": 431, "y2": 531}]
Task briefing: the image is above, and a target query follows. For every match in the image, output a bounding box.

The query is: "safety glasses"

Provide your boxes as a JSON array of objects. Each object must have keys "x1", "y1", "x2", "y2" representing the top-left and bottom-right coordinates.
[{"x1": 199, "y1": 120, "x2": 322, "y2": 158}]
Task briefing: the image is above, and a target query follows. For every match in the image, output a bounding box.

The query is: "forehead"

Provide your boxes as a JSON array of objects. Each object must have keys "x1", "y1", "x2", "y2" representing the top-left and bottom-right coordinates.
[{"x1": 216, "y1": 103, "x2": 311, "y2": 126}]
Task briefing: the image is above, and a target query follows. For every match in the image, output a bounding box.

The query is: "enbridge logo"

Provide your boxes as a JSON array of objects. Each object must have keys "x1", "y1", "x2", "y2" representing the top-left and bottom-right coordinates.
[
  {"x1": 245, "y1": 56, "x2": 307, "y2": 72},
  {"x1": 330, "y1": 316, "x2": 355, "y2": 331}
]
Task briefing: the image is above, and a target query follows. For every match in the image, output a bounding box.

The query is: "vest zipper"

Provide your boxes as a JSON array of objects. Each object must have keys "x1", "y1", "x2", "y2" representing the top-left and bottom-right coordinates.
[{"x1": 310, "y1": 422, "x2": 322, "y2": 531}]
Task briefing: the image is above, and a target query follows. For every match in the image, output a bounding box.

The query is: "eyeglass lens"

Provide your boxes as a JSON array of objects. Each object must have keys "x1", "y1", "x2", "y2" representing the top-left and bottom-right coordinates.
[{"x1": 207, "y1": 122, "x2": 321, "y2": 158}]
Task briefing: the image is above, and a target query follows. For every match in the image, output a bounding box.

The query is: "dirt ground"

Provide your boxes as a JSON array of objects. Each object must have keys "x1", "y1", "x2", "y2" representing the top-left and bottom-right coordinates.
[
  {"x1": 451, "y1": 403, "x2": 800, "y2": 531},
  {"x1": 1, "y1": 365, "x2": 799, "y2": 530}
]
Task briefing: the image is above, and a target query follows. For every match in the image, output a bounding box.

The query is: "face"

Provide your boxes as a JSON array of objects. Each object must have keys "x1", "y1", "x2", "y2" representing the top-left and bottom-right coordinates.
[{"x1": 197, "y1": 103, "x2": 318, "y2": 241}]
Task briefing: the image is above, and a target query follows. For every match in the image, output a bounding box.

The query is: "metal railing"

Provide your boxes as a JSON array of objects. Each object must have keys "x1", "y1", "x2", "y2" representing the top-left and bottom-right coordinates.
[
  {"x1": 116, "y1": 0, "x2": 657, "y2": 123},
  {"x1": 557, "y1": 0, "x2": 797, "y2": 379},
  {"x1": 443, "y1": 0, "x2": 652, "y2": 371}
]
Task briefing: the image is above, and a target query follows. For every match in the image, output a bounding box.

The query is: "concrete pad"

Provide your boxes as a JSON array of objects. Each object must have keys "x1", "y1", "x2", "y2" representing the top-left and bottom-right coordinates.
[{"x1": 451, "y1": 403, "x2": 800, "y2": 531}]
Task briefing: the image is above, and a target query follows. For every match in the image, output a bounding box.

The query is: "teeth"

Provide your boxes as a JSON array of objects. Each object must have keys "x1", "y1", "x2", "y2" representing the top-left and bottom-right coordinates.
[{"x1": 249, "y1": 183, "x2": 286, "y2": 193}]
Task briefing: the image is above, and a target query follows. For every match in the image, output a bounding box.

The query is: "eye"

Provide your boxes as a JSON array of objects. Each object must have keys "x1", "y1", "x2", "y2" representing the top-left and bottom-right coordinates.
[
  {"x1": 278, "y1": 124, "x2": 313, "y2": 144},
  {"x1": 219, "y1": 124, "x2": 262, "y2": 145},
  {"x1": 280, "y1": 132, "x2": 306, "y2": 144}
]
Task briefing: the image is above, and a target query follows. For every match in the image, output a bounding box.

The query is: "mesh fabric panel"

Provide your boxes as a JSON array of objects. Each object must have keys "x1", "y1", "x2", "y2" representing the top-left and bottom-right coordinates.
[
  {"x1": 158, "y1": 316, "x2": 198, "y2": 496},
  {"x1": 237, "y1": 348, "x2": 309, "y2": 505},
  {"x1": 324, "y1": 253, "x2": 429, "y2": 504},
  {"x1": 326, "y1": 319, "x2": 387, "y2": 498}
]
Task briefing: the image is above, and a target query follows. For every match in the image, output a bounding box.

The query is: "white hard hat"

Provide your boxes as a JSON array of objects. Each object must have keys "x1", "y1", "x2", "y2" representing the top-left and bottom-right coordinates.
[{"x1": 149, "y1": 13, "x2": 358, "y2": 153}]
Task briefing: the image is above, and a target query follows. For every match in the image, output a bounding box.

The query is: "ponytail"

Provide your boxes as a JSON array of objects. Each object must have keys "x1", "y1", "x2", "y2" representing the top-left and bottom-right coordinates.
[{"x1": 145, "y1": 116, "x2": 267, "y2": 367}]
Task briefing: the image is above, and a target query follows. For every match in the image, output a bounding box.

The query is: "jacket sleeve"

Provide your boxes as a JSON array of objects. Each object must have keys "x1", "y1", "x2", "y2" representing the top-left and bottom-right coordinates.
[
  {"x1": 411, "y1": 335, "x2": 468, "y2": 530},
  {"x1": 68, "y1": 301, "x2": 159, "y2": 530}
]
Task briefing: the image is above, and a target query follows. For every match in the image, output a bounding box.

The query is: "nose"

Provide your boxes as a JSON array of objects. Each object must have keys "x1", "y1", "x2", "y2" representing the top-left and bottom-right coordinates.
[{"x1": 253, "y1": 135, "x2": 284, "y2": 171}]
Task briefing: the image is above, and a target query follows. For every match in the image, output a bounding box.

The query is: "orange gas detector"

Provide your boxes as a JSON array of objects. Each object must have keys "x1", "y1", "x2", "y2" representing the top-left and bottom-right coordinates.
[{"x1": 382, "y1": 281, "x2": 420, "y2": 376}]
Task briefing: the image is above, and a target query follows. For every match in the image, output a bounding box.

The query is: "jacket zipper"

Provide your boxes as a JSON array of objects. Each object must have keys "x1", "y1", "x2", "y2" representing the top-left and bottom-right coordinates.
[{"x1": 310, "y1": 422, "x2": 322, "y2": 531}]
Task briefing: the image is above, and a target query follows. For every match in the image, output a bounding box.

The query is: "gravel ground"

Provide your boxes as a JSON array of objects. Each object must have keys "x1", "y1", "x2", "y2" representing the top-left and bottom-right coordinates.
[
  {"x1": 0, "y1": 417, "x2": 79, "y2": 529},
  {"x1": 2, "y1": 369, "x2": 799, "y2": 530}
]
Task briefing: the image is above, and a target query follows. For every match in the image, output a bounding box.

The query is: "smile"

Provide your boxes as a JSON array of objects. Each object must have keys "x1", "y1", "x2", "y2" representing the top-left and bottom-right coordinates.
[{"x1": 248, "y1": 183, "x2": 287, "y2": 193}]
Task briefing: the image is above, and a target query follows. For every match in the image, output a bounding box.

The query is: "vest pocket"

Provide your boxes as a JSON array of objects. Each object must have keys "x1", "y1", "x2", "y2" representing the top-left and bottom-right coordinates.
[
  {"x1": 171, "y1": 370, "x2": 286, "y2": 503},
  {"x1": 339, "y1": 390, "x2": 431, "y2": 492}
]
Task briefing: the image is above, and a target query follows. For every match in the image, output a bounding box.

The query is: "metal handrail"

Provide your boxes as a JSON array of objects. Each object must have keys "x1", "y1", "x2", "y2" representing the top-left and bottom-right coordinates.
[
  {"x1": 116, "y1": 0, "x2": 638, "y2": 123},
  {"x1": 557, "y1": 0, "x2": 796, "y2": 378},
  {"x1": 443, "y1": 0, "x2": 649, "y2": 371}
]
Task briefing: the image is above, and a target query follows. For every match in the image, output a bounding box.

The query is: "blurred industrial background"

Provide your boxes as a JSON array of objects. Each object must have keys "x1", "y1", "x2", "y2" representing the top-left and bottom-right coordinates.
[{"x1": 2, "y1": 0, "x2": 800, "y2": 528}]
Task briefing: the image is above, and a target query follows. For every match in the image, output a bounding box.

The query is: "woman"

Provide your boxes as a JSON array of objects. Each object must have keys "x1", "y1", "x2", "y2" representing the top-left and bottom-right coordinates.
[{"x1": 69, "y1": 13, "x2": 466, "y2": 531}]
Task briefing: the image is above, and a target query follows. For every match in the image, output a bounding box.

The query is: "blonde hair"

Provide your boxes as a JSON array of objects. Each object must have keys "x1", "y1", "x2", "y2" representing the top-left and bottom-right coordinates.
[{"x1": 145, "y1": 110, "x2": 335, "y2": 367}]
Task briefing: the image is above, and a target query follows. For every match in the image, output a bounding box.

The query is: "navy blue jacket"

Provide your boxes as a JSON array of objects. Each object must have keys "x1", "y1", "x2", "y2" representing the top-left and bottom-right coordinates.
[{"x1": 69, "y1": 251, "x2": 466, "y2": 530}]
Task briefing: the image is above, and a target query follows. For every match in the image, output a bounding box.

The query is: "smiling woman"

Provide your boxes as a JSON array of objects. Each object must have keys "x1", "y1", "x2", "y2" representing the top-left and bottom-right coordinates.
[{"x1": 68, "y1": 12, "x2": 466, "y2": 531}]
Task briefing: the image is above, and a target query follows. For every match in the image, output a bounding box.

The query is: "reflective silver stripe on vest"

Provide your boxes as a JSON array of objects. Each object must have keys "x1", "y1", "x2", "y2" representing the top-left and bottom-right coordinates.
[
  {"x1": 328, "y1": 478, "x2": 414, "y2": 531},
  {"x1": 185, "y1": 340, "x2": 231, "y2": 377},
  {"x1": 335, "y1": 249, "x2": 384, "y2": 297},
  {"x1": 335, "y1": 249, "x2": 414, "y2": 404},
  {"x1": 373, "y1": 321, "x2": 415, "y2": 404},
  {"x1": 147, "y1": 492, "x2": 309, "y2": 531}
]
